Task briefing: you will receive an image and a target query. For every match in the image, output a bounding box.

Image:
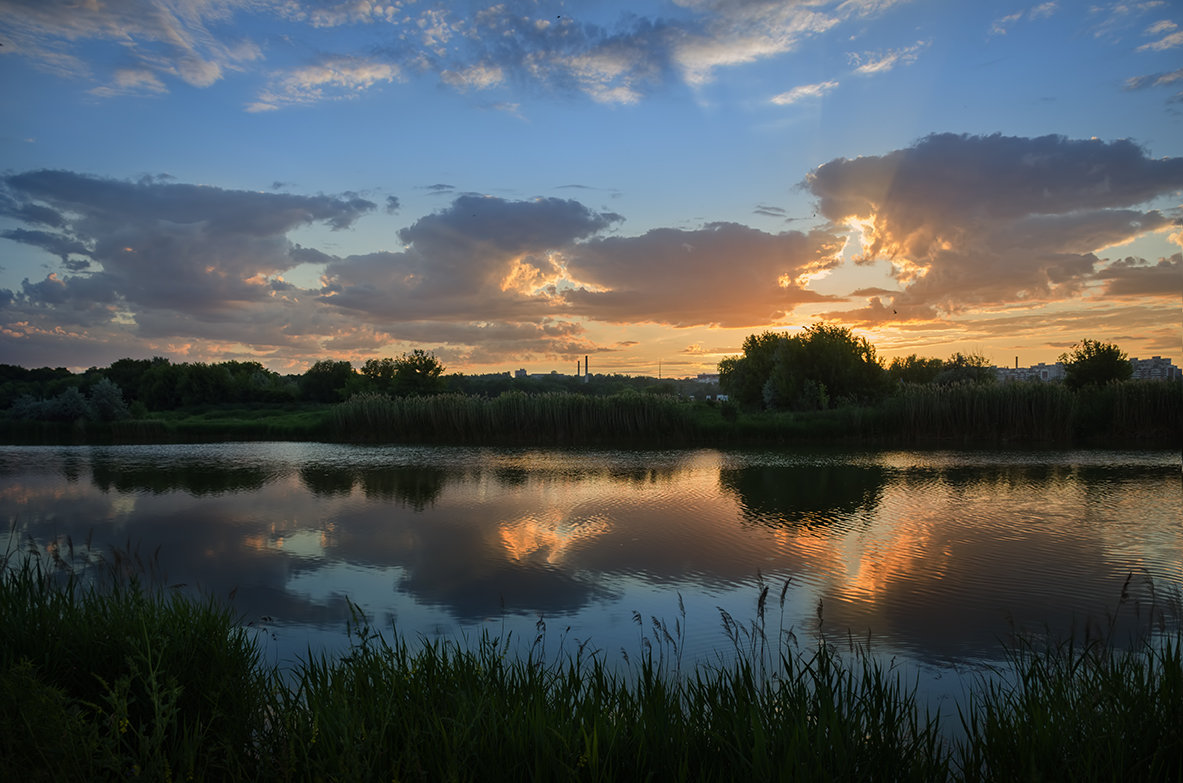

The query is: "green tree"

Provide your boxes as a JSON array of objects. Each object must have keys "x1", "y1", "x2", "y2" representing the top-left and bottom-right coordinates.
[
  {"x1": 1059, "y1": 339, "x2": 1132, "y2": 389},
  {"x1": 88, "y1": 377, "x2": 131, "y2": 421},
  {"x1": 934, "y1": 352, "x2": 995, "y2": 385},
  {"x1": 721, "y1": 325, "x2": 887, "y2": 411},
  {"x1": 887, "y1": 354, "x2": 944, "y2": 385},
  {"x1": 361, "y1": 357, "x2": 398, "y2": 394},
  {"x1": 301, "y1": 360, "x2": 355, "y2": 402},
  {"x1": 391, "y1": 350, "x2": 446, "y2": 396},
  {"x1": 719, "y1": 331, "x2": 786, "y2": 408}
]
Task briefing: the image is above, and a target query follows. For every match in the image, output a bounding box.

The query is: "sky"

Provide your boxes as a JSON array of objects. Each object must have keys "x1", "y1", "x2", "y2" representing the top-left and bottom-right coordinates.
[{"x1": 1, "y1": 0, "x2": 1180, "y2": 377}]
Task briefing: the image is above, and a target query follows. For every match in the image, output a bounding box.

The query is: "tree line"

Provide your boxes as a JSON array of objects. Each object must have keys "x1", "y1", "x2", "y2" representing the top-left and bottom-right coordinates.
[
  {"x1": 718, "y1": 325, "x2": 1143, "y2": 412},
  {"x1": 0, "y1": 350, "x2": 718, "y2": 424}
]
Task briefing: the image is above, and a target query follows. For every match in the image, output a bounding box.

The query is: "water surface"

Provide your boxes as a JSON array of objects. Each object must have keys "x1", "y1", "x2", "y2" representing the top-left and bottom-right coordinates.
[{"x1": 3, "y1": 444, "x2": 1179, "y2": 693}]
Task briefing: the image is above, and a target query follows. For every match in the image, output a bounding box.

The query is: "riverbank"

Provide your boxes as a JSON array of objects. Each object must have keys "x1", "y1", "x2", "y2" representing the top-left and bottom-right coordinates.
[
  {"x1": 1, "y1": 380, "x2": 1178, "y2": 448},
  {"x1": 2, "y1": 553, "x2": 1180, "y2": 782}
]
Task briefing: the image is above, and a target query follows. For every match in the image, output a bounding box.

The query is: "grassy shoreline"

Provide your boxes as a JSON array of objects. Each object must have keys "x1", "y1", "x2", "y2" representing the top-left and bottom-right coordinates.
[
  {"x1": 2, "y1": 552, "x2": 1180, "y2": 782},
  {"x1": 1, "y1": 379, "x2": 1179, "y2": 448}
]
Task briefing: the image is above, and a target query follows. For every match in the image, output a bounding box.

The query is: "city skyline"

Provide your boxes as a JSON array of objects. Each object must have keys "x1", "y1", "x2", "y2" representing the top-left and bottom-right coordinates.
[{"x1": 1, "y1": 0, "x2": 1180, "y2": 376}]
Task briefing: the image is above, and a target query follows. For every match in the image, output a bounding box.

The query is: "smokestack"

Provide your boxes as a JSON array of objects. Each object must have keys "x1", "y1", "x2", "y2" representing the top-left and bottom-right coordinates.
[
  {"x1": 1015, "y1": 356, "x2": 1018, "y2": 369},
  {"x1": 584, "y1": 355, "x2": 590, "y2": 383}
]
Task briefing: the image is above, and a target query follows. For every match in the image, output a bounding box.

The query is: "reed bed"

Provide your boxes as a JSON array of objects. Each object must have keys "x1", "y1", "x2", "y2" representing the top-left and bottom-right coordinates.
[
  {"x1": 333, "y1": 391, "x2": 699, "y2": 445},
  {"x1": 4, "y1": 380, "x2": 1175, "y2": 447},
  {"x1": 879, "y1": 380, "x2": 1180, "y2": 445},
  {"x1": 3, "y1": 538, "x2": 1181, "y2": 782}
]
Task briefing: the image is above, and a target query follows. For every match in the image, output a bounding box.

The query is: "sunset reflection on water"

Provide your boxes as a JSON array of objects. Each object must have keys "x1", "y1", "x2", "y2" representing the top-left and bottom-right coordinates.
[{"x1": 2, "y1": 444, "x2": 1179, "y2": 675}]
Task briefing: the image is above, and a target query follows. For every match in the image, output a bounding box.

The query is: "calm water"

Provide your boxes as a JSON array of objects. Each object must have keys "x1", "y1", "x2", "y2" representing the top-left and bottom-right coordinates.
[{"x1": 3, "y1": 443, "x2": 1180, "y2": 695}]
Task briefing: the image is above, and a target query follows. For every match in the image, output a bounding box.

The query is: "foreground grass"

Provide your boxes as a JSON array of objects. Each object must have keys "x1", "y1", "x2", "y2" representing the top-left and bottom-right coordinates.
[{"x1": 3, "y1": 550, "x2": 1180, "y2": 782}]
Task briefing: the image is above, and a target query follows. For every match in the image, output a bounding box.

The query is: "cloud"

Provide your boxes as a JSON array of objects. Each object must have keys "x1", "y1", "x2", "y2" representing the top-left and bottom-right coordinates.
[
  {"x1": 847, "y1": 40, "x2": 928, "y2": 74},
  {"x1": 1124, "y1": 67, "x2": 1183, "y2": 89},
  {"x1": 0, "y1": 228, "x2": 90, "y2": 265},
  {"x1": 322, "y1": 195, "x2": 846, "y2": 335},
  {"x1": 248, "y1": 56, "x2": 401, "y2": 111},
  {"x1": 0, "y1": 169, "x2": 375, "y2": 322},
  {"x1": 441, "y1": 63, "x2": 505, "y2": 90},
  {"x1": 989, "y1": 3, "x2": 1057, "y2": 36},
  {"x1": 806, "y1": 133, "x2": 1183, "y2": 318},
  {"x1": 88, "y1": 68, "x2": 169, "y2": 98},
  {"x1": 771, "y1": 80, "x2": 838, "y2": 105},
  {"x1": 0, "y1": 0, "x2": 262, "y2": 92},
  {"x1": 1095, "y1": 254, "x2": 1183, "y2": 297},
  {"x1": 2, "y1": 0, "x2": 905, "y2": 109},
  {"x1": 558, "y1": 222, "x2": 844, "y2": 327},
  {"x1": 1138, "y1": 20, "x2": 1183, "y2": 50},
  {"x1": 319, "y1": 194, "x2": 623, "y2": 322}
]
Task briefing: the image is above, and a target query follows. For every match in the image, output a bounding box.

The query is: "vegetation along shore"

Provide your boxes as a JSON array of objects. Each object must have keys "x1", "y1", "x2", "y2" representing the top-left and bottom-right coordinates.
[
  {"x1": 2, "y1": 547, "x2": 1180, "y2": 782},
  {"x1": 1, "y1": 332, "x2": 1178, "y2": 447}
]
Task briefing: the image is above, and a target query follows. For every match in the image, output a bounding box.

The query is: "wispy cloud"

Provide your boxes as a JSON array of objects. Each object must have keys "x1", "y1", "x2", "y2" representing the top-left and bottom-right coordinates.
[
  {"x1": 0, "y1": 0, "x2": 263, "y2": 93},
  {"x1": 1138, "y1": 24, "x2": 1183, "y2": 51},
  {"x1": 248, "y1": 57, "x2": 401, "y2": 112},
  {"x1": 991, "y1": 2, "x2": 1059, "y2": 36},
  {"x1": 847, "y1": 41, "x2": 928, "y2": 74},
  {"x1": 1124, "y1": 66, "x2": 1183, "y2": 89},
  {"x1": 771, "y1": 80, "x2": 839, "y2": 105},
  {"x1": 0, "y1": 0, "x2": 908, "y2": 109}
]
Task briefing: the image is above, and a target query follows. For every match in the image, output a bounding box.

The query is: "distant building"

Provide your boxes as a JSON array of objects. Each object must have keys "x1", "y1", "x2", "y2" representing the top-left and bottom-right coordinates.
[
  {"x1": 1130, "y1": 356, "x2": 1181, "y2": 381},
  {"x1": 695, "y1": 373, "x2": 720, "y2": 383},
  {"x1": 995, "y1": 356, "x2": 1179, "y2": 382},
  {"x1": 514, "y1": 368, "x2": 527, "y2": 378},
  {"x1": 994, "y1": 362, "x2": 1064, "y2": 382}
]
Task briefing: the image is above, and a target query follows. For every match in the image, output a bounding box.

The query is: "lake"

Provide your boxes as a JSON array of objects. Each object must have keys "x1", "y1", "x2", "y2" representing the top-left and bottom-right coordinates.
[{"x1": 3, "y1": 442, "x2": 1179, "y2": 707}]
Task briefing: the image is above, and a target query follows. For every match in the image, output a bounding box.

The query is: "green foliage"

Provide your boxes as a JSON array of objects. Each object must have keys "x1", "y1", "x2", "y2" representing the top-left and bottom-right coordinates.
[
  {"x1": 957, "y1": 633, "x2": 1183, "y2": 781},
  {"x1": 391, "y1": 348, "x2": 446, "y2": 396},
  {"x1": 332, "y1": 390, "x2": 696, "y2": 445},
  {"x1": 934, "y1": 352, "x2": 995, "y2": 385},
  {"x1": 0, "y1": 552, "x2": 266, "y2": 781},
  {"x1": 5, "y1": 550, "x2": 1179, "y2": 782},
  {"x1": 721, "y1": 325, "x2": 887, "y2": 411},
  {"x1": 301, "y1": 359, "x2": 355, "y2": 403},
  {"x1": 888, "y1": 354, "x2": 945, "y2": 385},
  {"x1": 1060, "y1": 339, "x2": 1133, "y2": 389},
  {"x1": 87, "y1": 377, "x2": 132, "y2": 421},
  {"x1": 719, "y1": 331, "x2": 784, "y2": 408}
]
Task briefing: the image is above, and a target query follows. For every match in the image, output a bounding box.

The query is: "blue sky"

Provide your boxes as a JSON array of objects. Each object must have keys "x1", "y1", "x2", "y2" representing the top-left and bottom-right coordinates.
[{"x1": 1, "y1": 0, "x2": 1180, "y2": 376}]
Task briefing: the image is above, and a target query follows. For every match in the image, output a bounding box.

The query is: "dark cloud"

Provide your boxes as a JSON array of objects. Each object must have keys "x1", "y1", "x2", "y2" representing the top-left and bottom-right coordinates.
[
  {"x1": 1, "y1": 227, "x2": 90, "y2": 264},
  {"x1": 559, "y1": 222, "x2": 843, "y2": 327},
  {"x1": 1095, "y1": 254, "x2": 1183, "y2": 297},
  {"x1": 385, "y1": 195, "x2": 401, "y2": 213},
  {"x1": 1, "y1": 169, "x2": 375, "y2": 316},
  {"x1": 321, "y1": 194, "x2": 621, "y2": 322},
  {"x1": 806, "y1": 133, "x2": 1183, "y2": 319}
]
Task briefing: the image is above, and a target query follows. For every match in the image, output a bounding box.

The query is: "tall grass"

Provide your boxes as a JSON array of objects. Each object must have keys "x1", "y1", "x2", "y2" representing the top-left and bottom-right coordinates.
[
  {"x1": 956, "y1": 633, "x2": 1183, "y2": 782},
  {"x1": 333, "y1": 390, "x2": 698, "y2": 445},
  {"x1": 0, "y1": 539, "x2": 266, "y2": 781},
  {"x1": 4, "y1": 536, "x2": 1180, "y2": 781},
  {"x1": 879, "y1": 379, "x2": 1180, "y2": 445},
  {"x1": 4, "y1": 380, "x2": 1176, "y2": 446},
  {"x1": 881, "y1": 381, "x2": 1078, "y2": 443}
]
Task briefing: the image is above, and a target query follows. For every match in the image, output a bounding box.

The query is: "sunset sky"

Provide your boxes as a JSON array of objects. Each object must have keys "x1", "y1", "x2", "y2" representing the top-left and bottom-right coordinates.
[{"x1": 1, "y1": 0, "x2": 1180, "y2": 377}]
